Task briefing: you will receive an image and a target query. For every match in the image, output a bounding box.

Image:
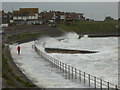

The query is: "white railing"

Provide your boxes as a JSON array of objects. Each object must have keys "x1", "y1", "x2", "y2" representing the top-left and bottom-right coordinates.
[{"x1": 33, "y1": 44, "x2": 119, "y2": 90}]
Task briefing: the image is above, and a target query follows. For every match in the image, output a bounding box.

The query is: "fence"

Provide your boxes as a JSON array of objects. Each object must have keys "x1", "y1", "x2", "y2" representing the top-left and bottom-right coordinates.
[{"x1": 33, "y1": 45, "x2": 119, "y2": 90}]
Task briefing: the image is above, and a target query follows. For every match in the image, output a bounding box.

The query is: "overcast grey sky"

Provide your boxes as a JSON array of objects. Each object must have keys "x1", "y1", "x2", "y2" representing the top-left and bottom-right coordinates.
[{"x1": 2, "y1": 2, "x2": 118, "y2": 21}]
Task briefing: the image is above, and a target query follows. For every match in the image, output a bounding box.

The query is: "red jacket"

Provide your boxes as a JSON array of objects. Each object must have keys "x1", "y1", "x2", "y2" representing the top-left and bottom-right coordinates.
[{"x1": 17, "y1": 46, "x2": 21, "y2": 50}]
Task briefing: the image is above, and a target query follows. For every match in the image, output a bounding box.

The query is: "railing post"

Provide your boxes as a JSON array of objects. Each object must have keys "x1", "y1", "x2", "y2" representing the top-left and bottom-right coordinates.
[
  {"x1": 57, "y1": 60, "x2": 59, "y2": 69},
  {"x1": 56, "y1": 60, "x2": 57, "y2": 68},
  {"x1": 107, "y1": 82, "x2": 109, "y2": 90},
  {"x1": 58, "y1": 61, "x2": 60, "y2": 70},
  {"x1": 88, "y1": 74, "x2": 90, "y2": 86},
  {"x1": 52, "y1": 59, "x2": 54, "y2": 67},
  {"x1": 84, "y1": 72, "x2": 85, "y2": 83},
  {"x1": 35, "y1": 46, "x2": 119, "y2": 90},
  {"x1": 94, "y1": 76, "x2": 96, "y2": 89},
  {"x1": 54, "y1": 59, "x2": 55, "y2": 68},
  {"x1": 55, "y1": 60, "x2": 56, "y2": 68},
  {"x1": 116, "y1": 85, "x2": 118, "y2": 90},
  {"x1": 63, "y1": 63, "x2": 64, "y2": 73},
  {"x1": 100, "y1": 79, "x2": 102, "y2": 90},
  {"x1": 72, "y1": 67, "x2": 73, "y2": 79},
  {"x1": 56, "y1": 60, "x2": 58, "y2": 69},
  {"x1": 53, "y1": 59, "x2": 55, "y2": 67},
  {"x1": 62, "y1": 63, "x2": 64, "y2": 73},
  {"x1": 65, "y1": 64, "x2": 67, "y2": 74},
  {"x1": 54, "y1": 59, "x2": 56, "y2": 67},
  {"x1": 68, "y1": 65, "x2": 70, "y2": 79},
  {"x1": 75, "y1": 68, "x2": 77, "y2": 79},
  {"x1": 79, "y1": 70, "x2": 81, "y2": 81},
  {"x1": 60, "y1": 62, "x2": 61, "y2": 71}
]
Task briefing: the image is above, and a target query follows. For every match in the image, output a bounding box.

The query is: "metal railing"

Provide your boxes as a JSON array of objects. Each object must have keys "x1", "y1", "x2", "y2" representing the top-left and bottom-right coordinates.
[{"x1": 33, "y1": 45, "x2": 119, "y2": 90}]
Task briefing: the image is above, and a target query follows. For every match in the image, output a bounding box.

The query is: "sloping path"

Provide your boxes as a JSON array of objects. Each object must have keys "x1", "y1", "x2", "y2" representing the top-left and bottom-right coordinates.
[{"x1": 9, "y1": 41, "x2": 92, "y2": 88}]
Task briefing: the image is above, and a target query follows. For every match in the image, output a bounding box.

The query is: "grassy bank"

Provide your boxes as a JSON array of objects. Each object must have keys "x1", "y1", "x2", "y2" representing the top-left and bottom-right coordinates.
[
  {"x1": 3, "y1": 32, "x2": 42, "y2": 88},
  {"x1": 2, "y1": 25, "x2": 64, "y2": 88},
  {"x1": 4, "y1": 25, "x2": 45, "y2": 32},
  {"x1": 5, "y1": 32, "x2": 41, "y2": 44},
  {"x1": 57, "y1": 20, "x2": 118, "y2": 34},
  {"x1": 2, "y1": 53, "x2": 36, "y2": 88}
]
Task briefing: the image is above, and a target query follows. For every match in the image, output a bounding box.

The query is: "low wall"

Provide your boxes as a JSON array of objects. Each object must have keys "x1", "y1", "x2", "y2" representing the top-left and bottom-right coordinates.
[{"x1": 45, "y1": 48, "x2": 98, "y2": 54}]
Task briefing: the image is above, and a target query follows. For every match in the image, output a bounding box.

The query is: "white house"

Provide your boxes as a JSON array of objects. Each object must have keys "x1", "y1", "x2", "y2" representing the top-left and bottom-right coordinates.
[{"x1": 13, "y1": 8, "x2": 40, "y2": 25}]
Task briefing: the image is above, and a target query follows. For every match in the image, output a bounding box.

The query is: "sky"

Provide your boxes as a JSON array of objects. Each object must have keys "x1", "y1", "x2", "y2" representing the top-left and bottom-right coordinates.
[{"x1": 2, "y1": 2, "x2": 119, "y2": 21}]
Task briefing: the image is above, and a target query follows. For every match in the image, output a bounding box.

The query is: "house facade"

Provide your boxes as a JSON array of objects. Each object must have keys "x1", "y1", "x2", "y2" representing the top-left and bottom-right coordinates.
[
  {"x1": 13, "y1": 8, "x2": 41, "y2": 25},
  {"x1": 1, "y1": 8, "x2": 86, "y2": 26},
  {"x1": 39, "y1": 11, "x2": 85, "y2": 23},
  {"x1": 2, "y1": 10, "x2": 13, "y2": 24}
]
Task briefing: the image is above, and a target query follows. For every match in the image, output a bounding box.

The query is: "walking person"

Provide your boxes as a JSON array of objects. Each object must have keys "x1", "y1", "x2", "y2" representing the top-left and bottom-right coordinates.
[{"x1": 17, "y1": 45, "x2": 21, "y2": 55}]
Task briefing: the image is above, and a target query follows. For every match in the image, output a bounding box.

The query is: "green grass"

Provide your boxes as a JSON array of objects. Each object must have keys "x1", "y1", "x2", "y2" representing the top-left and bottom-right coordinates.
[
  {"x1": 15, "y1": 76, "x2": 34, "y2": 87},
  {"x1": 0, "y1": 44, "x2": 2, "y2": 77},
  {"x1": 3, "y1": 31, "x2": 40, "y2": 87},
  {"x1": 2, "y1": 30, "x2": 40, "y2": 87},
  {"x1": 2, "y1": 54, "x2": 35, "y2": 87},
  {"x1": 57, "y1": 20, "x2": 118, "y2": 34},
  {"x1": 2, "y1": 55, "x2": 14, "y2": 86},
  {"x1": 6, "y1": 32, "x2": 41, "y2": 43}
]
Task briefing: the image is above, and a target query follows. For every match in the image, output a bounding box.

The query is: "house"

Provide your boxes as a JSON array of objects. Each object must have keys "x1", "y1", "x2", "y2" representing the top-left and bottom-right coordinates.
[
  {"x1": 65, "y1": 12, "x2": 84, "y2": 21},
  {"x1": 13, "y1": 8, "x2": 41, "y2": 25},
  {"x1": 39, "y1": 11, "x2": 55, "y2": 24},
  {"x1": 0, "y1": 11, "x2": 2, "y2": 24},
  {"x1": 53, "y1": 11, "x2": 65, "y2": 22},
  {"x1": 39, "y1": 10, "x2": 85, "y2": 24},
  {"x1": 2, "y1": 10, "x2": 13, "y2": 24}
]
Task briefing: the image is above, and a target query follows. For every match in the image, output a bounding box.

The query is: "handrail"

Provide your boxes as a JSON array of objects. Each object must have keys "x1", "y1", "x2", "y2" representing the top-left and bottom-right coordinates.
[{"x1": 33, "y1": 44, "x2": 119, "y2": 90}]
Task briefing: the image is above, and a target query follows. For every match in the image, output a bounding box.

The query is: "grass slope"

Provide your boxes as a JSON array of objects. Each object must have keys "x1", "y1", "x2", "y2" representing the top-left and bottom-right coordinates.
[
  {"x1": 57, "y1": 20, "x2": 118, "y2": 34},
  {"x1": 6, "y1": 32, "x2": 41, "y2": 44}
]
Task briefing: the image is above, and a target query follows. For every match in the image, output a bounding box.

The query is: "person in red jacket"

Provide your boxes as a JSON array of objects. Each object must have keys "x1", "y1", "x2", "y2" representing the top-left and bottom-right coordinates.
[{"x1": 17, "y1": 46, "x2": 21, "y2": 55}]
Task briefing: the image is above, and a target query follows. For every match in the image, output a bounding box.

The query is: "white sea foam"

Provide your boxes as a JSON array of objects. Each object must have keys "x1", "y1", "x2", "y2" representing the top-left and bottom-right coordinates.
[
  {"x1": 36, "y1": 32, "x2": 118, "y2": 85},
  {"x1": 9, "y1": 32, "x2": 118, "y2": 87},
  {"x1": 9, "y1": 41, "x2": 91, "y2": 88}
]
